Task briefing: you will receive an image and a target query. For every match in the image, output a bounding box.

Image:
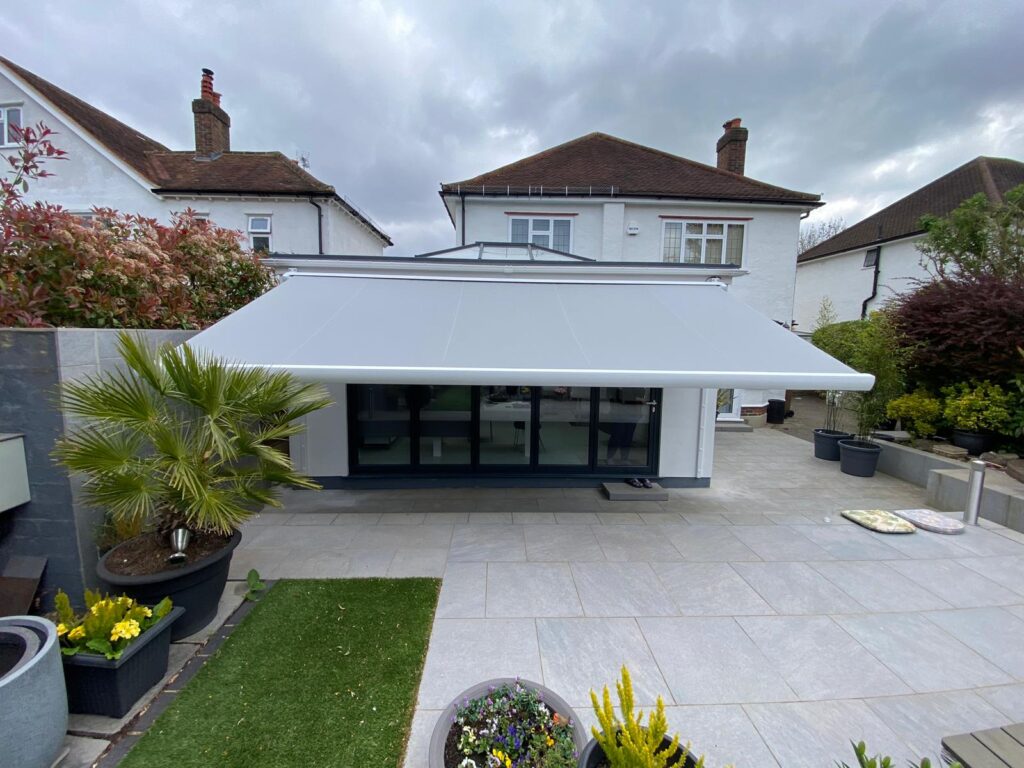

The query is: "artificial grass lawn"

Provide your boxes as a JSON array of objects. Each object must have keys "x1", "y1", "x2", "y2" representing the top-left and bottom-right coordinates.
[{"x1": 119, "y1": 578, "x2": 441, "y2": 768}]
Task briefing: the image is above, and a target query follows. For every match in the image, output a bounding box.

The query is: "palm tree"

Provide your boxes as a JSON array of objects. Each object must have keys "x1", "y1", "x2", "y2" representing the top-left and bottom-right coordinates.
[{"x1": 54, "y1": 333, "x2": 331, "y2": 537}]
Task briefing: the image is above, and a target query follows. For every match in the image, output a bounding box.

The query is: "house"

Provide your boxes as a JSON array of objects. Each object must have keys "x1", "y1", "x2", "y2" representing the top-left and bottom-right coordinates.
[
  {"x1": 189, "y1": 123, "x2": 868, "y2": 488},
  {"x1": 436, "y1": 124, "x2": 823, "y2": 423},
  {"x1": 794, "y1": 156, "x2": 1024, "y2": 330},
  {"x1": 0, "y1": 58, "x2": 391, "y2": 255}
]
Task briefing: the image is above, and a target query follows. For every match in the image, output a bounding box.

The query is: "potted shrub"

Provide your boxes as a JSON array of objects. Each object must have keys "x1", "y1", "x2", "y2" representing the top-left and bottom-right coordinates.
[
  {"x1": 54, "y1": 332, "x2": 330, "y2": 640},
  {"x1": 942, "y1": 381, "x2": 1012, "y2": 455},
  {"x1": 428, "y1": 678, "x2": 585, "y2": 768},
  {"x1": 579, "y1": 666, "x2": 703, "y2": 768},
  {"x1": 54, "y1": 589, "x2": 183, "y2": 718},
  {"x1": 886, "y1": 389, "x2": 944, "y2": 442},
  {"x1": 812, "y1": 391, "x2": 853, "y2": 461}
]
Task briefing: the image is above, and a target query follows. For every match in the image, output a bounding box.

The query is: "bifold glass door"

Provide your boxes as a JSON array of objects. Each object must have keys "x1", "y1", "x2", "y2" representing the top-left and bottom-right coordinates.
[{"x1": 349, "y1": 384, "x2": 660, "y2": 475}]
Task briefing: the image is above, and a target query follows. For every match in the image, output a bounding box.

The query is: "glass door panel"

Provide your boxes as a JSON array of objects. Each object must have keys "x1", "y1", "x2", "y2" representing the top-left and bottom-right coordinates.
[
  {"x1": 353, "y1": 384, "x2": 411, "y2": 465},
  {"x1": 417, "y1": 386, "x2": 472, "y2": 466},
  {"x1": 596, "y1": 387, "x2": 652, "y2": 468},
  {"x1": 538, "y1": 386, "x2": 590, "y2": 465},
  {"x1": 479, "y1": 385, "x2": 532, "y2": 465}
]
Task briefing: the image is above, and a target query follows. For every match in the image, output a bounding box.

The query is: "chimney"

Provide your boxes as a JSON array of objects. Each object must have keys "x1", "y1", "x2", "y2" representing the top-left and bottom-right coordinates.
[
  {"x1": 192, "y1": 68, "x2": 230, "y2": 156},
  {"x1": 716, "y1": 117, "x2": 748, "y2": 175}
]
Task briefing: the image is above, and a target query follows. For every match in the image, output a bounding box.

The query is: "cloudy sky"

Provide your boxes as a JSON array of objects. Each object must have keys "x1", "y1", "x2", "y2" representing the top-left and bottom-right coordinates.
[{"x1": 4, "y1": 0, "x2": 1024, "y2": 254}]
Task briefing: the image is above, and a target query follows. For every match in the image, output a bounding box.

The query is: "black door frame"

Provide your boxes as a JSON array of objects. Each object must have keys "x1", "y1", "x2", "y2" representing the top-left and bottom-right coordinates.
[{"x1": 347, "y1": 384, "x2": 662, "y2": 477}]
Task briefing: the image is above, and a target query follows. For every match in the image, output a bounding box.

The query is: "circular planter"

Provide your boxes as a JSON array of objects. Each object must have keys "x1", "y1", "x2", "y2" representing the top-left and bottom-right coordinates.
[
  {"x1": 951, "y1": 429, "x2": 995, "y2": 457},
  {"x1": 0, "y1": 616, "x2": 68, "y2": 768},
  {"x1": 428, "y1": 678, "x2": 586, "y2": 768},
  {"x1": 98, "y1": 530, "x2": 241, "y2": 641},
  {"x1": 579, "y1": 734, "x2": 698, "y2": 768},
  {"x1": 838, "y1": 439, "x2": 882, "y2": 478},
  {"x1": 813, "y1": 429, "x2": 853, "y2": 461}
]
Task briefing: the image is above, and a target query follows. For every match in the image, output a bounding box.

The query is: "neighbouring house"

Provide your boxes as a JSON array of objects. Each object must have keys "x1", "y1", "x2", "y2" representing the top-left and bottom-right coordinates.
[
  {"x1": 794, "y1": 156, "x2": 1024, "y2": 330},
  {"x1": 0, "y1": 58, "x2": 391, "y2": 255}
]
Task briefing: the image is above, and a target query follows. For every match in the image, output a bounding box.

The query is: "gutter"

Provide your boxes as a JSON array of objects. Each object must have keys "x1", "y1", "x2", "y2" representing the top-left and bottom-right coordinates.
[{"x1": 308, "y1": 197, "x2": 324, "y2": 255}]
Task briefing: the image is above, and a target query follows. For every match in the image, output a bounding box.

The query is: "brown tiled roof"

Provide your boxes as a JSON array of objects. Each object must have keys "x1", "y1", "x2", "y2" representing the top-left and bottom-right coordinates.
[
  {"x1": 441, "y1": 132, "x2": 821, "y2": 205},
  {"x1": 0, "y1": 57, "x2": 391, "y2": 244},
  {"x1": 798, "y1": 156, "x2": 1024, "y2": 263}
]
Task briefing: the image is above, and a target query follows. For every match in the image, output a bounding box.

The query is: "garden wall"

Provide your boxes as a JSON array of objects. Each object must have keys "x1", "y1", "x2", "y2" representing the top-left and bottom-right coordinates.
[{"x1": 0, "y1": 328, "x2": 195, "y2": 609}]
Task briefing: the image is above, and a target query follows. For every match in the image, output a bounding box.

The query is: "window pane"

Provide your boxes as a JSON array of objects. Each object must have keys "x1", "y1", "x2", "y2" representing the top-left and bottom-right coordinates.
[
  {"x1": 685, "y1": 223, "x2": 703, "y2": 235},
  {"x1": 249, "y1": 216, "x2": 271, "y2": 232},
  {"x1": 353, "y1": 385, "x2": 411, "y2": 465},
  {"x1": 683, "y1": 238, "x2": 702, "y2": 264},
  {"x1": 418, "y1": 386, "x2": 472, "y2": 466},
  {"x1": 479, "y1": 386, "x2": 532, "y2": 465},
  {"x1": 6, "y1": 108, "x2": 20, "y2": 144},
  {"x1": 0, "y1": 116, "x2": 5, "y2": 145},
  {"x1": 532, "y1": 234, "x2": 550, "y2": 248},
  {"x1": 705, "y1": 238, "x2": 723, "y2": 264},
  {"x1": 597, "y1": 388, "x2": 651, "y2": 468},
  {"x1": 251, "y1": 235, "x2": 271, "y2": 252},
  {"x1": 706, "y1": 223, "x2": 724, "y2": 235},
  {"x1": 726, "y1": 224, "x2": 744, "y2": 264},
  {"x1": 510, "y1": 219, "x2": 529, "y2": 242},
  {"x1": 538, "y1": 386, "x2": 590, "y2": 465},
  {"x1": 532, "y1": 219, "x2": 550, "y2": 231},
  {"x1": 552, "y1": 220, "x2": 571, "y2": 252},
  {"x1": 662, "y1": 222, "x2": 682, "y2": 263}
]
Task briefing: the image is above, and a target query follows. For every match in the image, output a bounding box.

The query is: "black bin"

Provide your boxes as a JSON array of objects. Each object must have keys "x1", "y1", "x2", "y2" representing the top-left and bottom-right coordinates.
[{"x1": 767, "y1": 399, "x2": 786, "y2": 424}]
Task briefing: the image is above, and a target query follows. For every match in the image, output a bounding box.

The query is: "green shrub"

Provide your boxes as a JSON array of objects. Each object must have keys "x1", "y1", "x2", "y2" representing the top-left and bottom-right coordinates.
[
  {"x1": 886, "y1": 390, "x2": 944, "y2": 437},
  {"x1": 942, "y1": 381, "x2": 1013, "y2": 433},
  {"x1": 837, "y1": 740, "x2": 961, "y2": 768},
  {"x1": 811, "y1": 319, "x2": 868, "y2": 367}
]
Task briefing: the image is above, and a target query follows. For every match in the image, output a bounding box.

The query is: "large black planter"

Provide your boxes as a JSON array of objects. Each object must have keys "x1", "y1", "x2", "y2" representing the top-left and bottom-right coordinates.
[
  {"x1": 579, "y1": 734, "x2": 698, "y2": 768},
  {"x1": 98, "y1": 531, "x2": 241, "y2": 641},
  {"x1": 62, "y1": 606, "x2": 184, "y2": 717},
  {"x1": 428, "y1": 678, "x2": 586, "y2": 768},
  {"x1": 838, "y1": 439, "x2": 882, "y2": 477},
  {"x1": 813, "y1": 429, "x2": 854, "y2": 461},
  {"x1": 951, "y1": 429, "x2": 995, "y2": 456}
]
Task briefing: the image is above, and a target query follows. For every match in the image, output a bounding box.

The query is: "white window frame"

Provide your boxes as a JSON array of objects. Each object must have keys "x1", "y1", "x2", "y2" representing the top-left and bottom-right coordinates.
[
  {"x1": 247, "y1": 214, "x2": 272, "y2": 252},
  {"x1": 0, "y1": 104, "x2": 24, "y2": 148},
  {"x1": 508, "y1": 216, "x2": 574, "y2": 253},
  {"x1": 660, "y1": 219, "x2": 746, "y2": 265},
  {"x1": 716, "y1": 388, "x2": 744, "y2": 422}
]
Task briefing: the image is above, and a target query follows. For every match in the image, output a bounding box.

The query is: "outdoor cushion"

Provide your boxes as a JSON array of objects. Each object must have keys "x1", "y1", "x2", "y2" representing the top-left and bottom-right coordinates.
[
  {"x1": 841, "y1": 509, "x2": 916, "y2": 534},
  {"x1": 892, "y1": 508, "x2": 965, "y2": 535}
]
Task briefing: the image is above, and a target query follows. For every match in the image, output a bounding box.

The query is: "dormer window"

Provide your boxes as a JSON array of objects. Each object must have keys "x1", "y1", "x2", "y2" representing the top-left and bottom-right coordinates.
[
  {"x1": 0, "y1": 105, "x2": 23, "y2": 147},
  {"x1": 509, "y1": 216, "x2": 572, "y2": 252},
  {"x1": 248, "y1": 215, "x2": 272, "y2": 252},
  {"x1": 662, "y1": 220, "x2": 745, "y2": 265}
]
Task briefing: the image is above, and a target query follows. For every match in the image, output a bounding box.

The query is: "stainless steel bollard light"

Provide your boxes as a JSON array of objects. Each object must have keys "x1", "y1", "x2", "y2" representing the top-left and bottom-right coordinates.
[{"x1": 963, "y1": 459, "x2": 986, "y2": 526}]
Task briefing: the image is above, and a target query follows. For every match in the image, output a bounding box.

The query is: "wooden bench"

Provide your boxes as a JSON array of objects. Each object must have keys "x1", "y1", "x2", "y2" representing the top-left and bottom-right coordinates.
[{"x1": 943, "y1": 723, "x2": 1024, "y2": 767}]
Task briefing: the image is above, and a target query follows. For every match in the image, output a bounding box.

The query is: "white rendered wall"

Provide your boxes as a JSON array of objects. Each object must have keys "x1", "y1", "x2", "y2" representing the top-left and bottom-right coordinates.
[
  {"x1": 291, "y1": 382, "x2": 349, "y2": 477},
  {"x1": 657, "y1": 388, "x2": 706, "y2": 479}
]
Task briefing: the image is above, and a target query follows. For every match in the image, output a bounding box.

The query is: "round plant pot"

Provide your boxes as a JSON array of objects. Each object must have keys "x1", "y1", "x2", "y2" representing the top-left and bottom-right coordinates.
[
  {"x1": 0, "y1": 616, "x2": 68, "y2": 768},
  {"x1": 838, "y1": 439, "x2": 882, "y2": 478},
  {"x1": 813, "y1": 429, "x2": 854, "y2": 461},
  {"x1": 97, "y1": 530, "x2": 241, "y2": 641},
  {"x1": 951, "y1": 429, "x2": 995, "y2": 457},
  {"x1": 578, "y1": 734, "x2": 699, "y2": 768},
  {"x1": 428, "y1": 678, "x2": 586, "y2": 768}
]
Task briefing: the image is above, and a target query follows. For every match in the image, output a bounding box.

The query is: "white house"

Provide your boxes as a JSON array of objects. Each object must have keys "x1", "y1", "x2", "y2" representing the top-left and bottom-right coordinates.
[
  {"x1": 0, "y1": 58, "x2": 391, "y2": 254},
  {"x1": 794, "y1": 156, "x2": 1024, "y2": 330}
]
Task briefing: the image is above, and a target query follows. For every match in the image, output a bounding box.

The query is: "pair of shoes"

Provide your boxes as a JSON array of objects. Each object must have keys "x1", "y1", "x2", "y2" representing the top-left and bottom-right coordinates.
[{"x1": 626, "y1": 478, "x2": 643, "y2": 488}]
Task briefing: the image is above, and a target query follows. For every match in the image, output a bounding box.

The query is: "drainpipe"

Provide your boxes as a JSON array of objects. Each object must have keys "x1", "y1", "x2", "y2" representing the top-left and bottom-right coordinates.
[
  {"x1": 861, "y1": 246, "x2": 881, "y2": 319},
  {"x1": 308, "y1": 197, "x2": 324, "y2": 255},
  {"x1": 460, "y1": 192, "x2": 466, "y2": 246}
]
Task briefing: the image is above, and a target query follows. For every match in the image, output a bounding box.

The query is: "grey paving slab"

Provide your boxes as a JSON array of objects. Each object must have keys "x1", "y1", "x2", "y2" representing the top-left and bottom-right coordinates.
[
  {"x1": 346, "y1": 549, "x2": 403, "y2": 576},
  {"x1": 729, "y1": 525, "x2": 835, "y2": 561},
  {"x1": 378, "y1": 511, "x2": 427, "y2": 525},
  {"x1": 536, "y1": 618, "x2": 670, "y2": 707},
  {"x1": 329, "y1": 511, "x2": 384, "y2": 525},
  {"x1": 744, "y1": 700, "x2": 912, "y2": 768},
  {"x1": 957, "y1": 555, "x2": 1024, "y2": 597},
  {"x1": 867, "y1": 528, "x2": 975, "y2": 559},
  {"x1": 865, "y1": 690, "x2": 1014, "y2": 762},
  {"x1": 244, "y1": 524, "x2": 358, "y2": 550},
  {"x1": 595, "y1": 511, "x2": 645, "y2": 525},
  {"x1": 554, "y1": 511, "x2": 601, "y2": 525},
  {"x1": 640, "y1": 617, "x2": 796, "y2": 705},
  {"x1": 512, "y1": 510, "x2": 556, "y2": 525},
  {"x1": 435, "y1": 562, "x2": 486, "y2": 619},
  {"x1": 677, "y1": 511, "x2": 731, "y2": 525},
  {"x1": 243, "y1": 511, "x2": 294, "y2": 525},
  {"x1": 571, "y1": 562, "x2": 677, "y2": 617},
  {"x1": 886, "y1": 559, "x2": 1021, "y2": 607},
  {"x1": 978, "y1": 683, "x2": 1024, "y2": 721},
  {"x1": 593, "y1": 524, "x2": 684, "y2": 561},
  {"x1": 61, "y1": 735, "x2": 109, "y2": 768},
  {"x1": 486, "y1": 563, "x2": 583, "y2": 618},
  {"x1": 660, "y1": 524, "x2": 762, "y2": 562},
  {"x1": 652, "y1": 562, "x2": 773, "y2": 616},
  {"x1": 448, "y1": 525, "x2": 526, "y2": 561},
  {"x1": 950, "y1": 527, "x2": 1024, "y2": 557},
  {"x1": 836, "y1": 613, "x2": 1012, "y2": 692},
  {"x1": 794, "y1": 524, "x2": 905, "y2": 560},
  {"x1": 402, "y1": 708, "x2": 440, "y2": 768},
  {"x1": 738, "y1": 615, "x2": 911, "y2": 700},
  {"x1": 417, "y1": 618, "x2": 541, "y2": 709},
  {"x1": 809, "y1": 561, "x2": 952, "y2": 613},
  {"x1": 1008, "y1": 604, "x2": 1024, "y2": 621},
  {"x1": 663, "y1": 705, "x2": 780, "y2": 768},
  {"x1": 285, "y1": 512, "x2": 340, "y2": 525},
  {"x1": 923, "y1": 607, "x2": 1024, "y2": 679},
  {"x1": 350, "y1": 523, "x2": 454, "y2": 550},
  {"x1": 732, "y1": 562, "x2": 866, "y2": 615},
  {"x1": 227, "y1": 547, "x2": 289, "y2": 580},
  {"x1": 387, "y1": 547, "x2": 449, "y2": 577},
  {"x1": 523, "y1": 524, "x2": 606, "y2": 562},
  {"x1": 468, "y1": 511, "x2": 514, "y2": 524}
]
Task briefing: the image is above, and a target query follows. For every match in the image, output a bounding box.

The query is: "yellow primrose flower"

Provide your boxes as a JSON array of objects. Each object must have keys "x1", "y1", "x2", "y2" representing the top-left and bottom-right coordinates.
[
  {"x1": 140, "y1": 606, "x2": 153, "y2": 618},
  {"x1": 491, "y1": 750, "x2": 512, "y2": 768},
  {"x1": 68, "y1": 626, "x2": 86, "y2": 642},
  {"x1": 56, "y1": 623, "x2": 68, "y2": 637},
  {"x1": 110, "y1": 619, "x2": 141, "y2": 642},
  {"x1": 546, "y1": 736, "x2": 555, "y2": 747}
]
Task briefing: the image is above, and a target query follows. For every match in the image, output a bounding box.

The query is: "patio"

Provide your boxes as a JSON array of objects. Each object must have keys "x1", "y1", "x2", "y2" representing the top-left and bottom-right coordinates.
[{"x1": 236, "y1": 428, "x2": 1024, "y2": 767}]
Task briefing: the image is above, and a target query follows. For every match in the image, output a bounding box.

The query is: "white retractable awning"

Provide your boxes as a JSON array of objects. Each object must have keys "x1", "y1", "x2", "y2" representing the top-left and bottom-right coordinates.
[{"x1": 187, "y1": 273, "x2": 874, "y2": 391}]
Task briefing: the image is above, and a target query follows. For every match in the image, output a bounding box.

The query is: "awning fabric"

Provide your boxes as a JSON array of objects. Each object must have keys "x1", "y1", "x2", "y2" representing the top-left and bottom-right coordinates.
[{"x1": 186, "y1": 273, "x2": 874, "y2": 390}]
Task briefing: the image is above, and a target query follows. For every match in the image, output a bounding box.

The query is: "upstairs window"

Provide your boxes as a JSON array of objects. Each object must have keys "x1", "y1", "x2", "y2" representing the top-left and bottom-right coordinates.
[
  {"x1": 662, "y1": 220, "x2": 745, "y2": 265},
  {"x1": 863, "y1": 247, "x2": 880, "y2": 268},
  {"x1": 248, "y1": 215, "x2": 272, "y2": 252},
  {"x1": 509, "y1": 217, "x2": 572, "y2": 252},
  {"x1": 0, "y1": 105, "x2": 23, "y2": 147}
]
